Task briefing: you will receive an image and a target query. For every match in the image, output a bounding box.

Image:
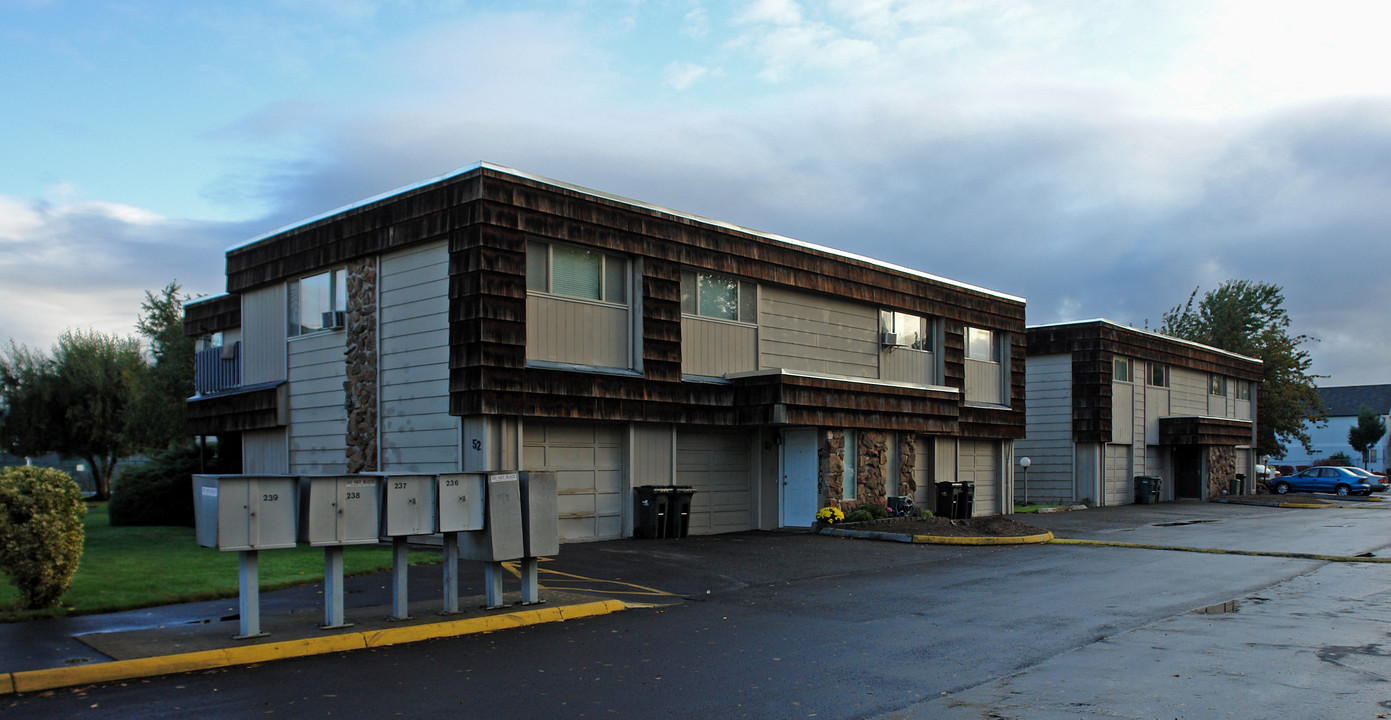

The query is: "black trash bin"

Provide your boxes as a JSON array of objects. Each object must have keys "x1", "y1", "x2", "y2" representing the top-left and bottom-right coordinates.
[
  {"x1": 956, "y1": 482, "x2": 975, "y2": 519},
  {"x1": 633, "y1": 486, "x2": 672, "y2": 538},
  {"x1": 666, "y1": 486, "x2": 696, "y2": 538},
  {"x1": 1134, "y1": 476, "x2": 1162, "y2": 504},
  {"x1": 935, "y1": 481, "x2": 958, "y2": 519}
]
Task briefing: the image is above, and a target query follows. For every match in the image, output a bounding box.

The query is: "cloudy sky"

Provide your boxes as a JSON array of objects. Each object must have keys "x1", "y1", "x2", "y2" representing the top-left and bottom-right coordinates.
[{"x1": 2, "y1": 0, "x2": 1388, "y2": 384}]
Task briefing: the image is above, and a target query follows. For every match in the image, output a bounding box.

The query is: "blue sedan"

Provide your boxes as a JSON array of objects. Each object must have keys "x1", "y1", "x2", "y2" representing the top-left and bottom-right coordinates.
[{"x1": 1267, "y1": 467, "x2": 1375, "y2": 497}]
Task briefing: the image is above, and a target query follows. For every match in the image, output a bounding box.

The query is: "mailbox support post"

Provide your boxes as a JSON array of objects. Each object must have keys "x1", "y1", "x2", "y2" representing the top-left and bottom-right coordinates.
[
  {"x1": 235, "y1": 550, "x2": 268, "y2": 639},
  {"x1": 483, "y1": 561, "x2": 507, "y2": 610},
  {"x1": 390, "y1": 536, "x2": 410, "y2": 620},
  {"x1": 520, "y1": 557, "x2": 543, "y2": 605},
  {"x1": 322, "y1": 546, "x2": 351, "y2": 629},
  {"x1": 442, "y1": 532, "x2": 460, "y2": 614}
]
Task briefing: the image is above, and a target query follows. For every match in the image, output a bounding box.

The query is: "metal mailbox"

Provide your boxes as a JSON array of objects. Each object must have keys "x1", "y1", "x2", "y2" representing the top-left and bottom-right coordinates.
[
  {"x1": 375, "y1": 473, "x2": 438, "y2": 537},
  {"x1": 519, "y1": 471, "x2": 559, "y2": 558},
  {"x1": 193, "y1": 474, "x2": 298, "y2": 551},
  {"x1": 458, "y1": 472, "x2": 526, "y2": 562},
  {"x1": 297, "y1": 475, "x2": 382, "y2": 546},
  {"x1": 436, "y1": 472, "x2": 487, "y2": 533}
]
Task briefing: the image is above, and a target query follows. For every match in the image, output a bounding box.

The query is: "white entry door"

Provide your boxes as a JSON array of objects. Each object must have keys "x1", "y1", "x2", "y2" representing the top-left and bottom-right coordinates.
[{"x1": 781, "y1": 428, "x2": 819, "y2": 527}]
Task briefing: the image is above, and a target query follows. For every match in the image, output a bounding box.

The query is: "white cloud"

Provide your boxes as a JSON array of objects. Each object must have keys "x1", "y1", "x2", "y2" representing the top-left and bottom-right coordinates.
[
  {"x1": 663, "y1": 60, "x2": 710, "y2": 90},
  {"x1": 0, "y1": 193, "x2": 235, "y2": 351},
  {"x1": 735, "y1": 0, "x2": 805, "y2": 26},
  {"x1": 683, "y1": 5, "x2": 710, "y2": 38}
]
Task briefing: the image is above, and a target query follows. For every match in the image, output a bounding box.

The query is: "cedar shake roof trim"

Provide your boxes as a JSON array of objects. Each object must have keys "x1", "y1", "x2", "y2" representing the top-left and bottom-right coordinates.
[
  {"x1": 1027, "y1": 318, "x2": 1263, "y2": 366},
  {"x1": 229, "y1": 162, "x2": 1025, "y2": 305}
]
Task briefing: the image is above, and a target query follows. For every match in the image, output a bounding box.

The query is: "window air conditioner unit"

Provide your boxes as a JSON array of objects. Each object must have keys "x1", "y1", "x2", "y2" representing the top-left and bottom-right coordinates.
[
  {"x1": 880, "y1": 332, "x2": 899, "y2": 347},
  {"x1": 322, "y1": 310, "x2": 346, "y2": 329}
]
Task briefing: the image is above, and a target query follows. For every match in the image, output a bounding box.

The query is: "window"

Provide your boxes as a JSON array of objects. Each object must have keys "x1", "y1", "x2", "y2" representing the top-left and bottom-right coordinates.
[
  {"x1": 1237, "y1": 380, "x2": 1251, "y2": 400},
  {"x1": 288, "y1": 269, "x2": 346, "y2": 337},
  {"x1": 841, "y1": 429, "x2": 858, "y2": 501},
  {"x1": 884, "y1": 432, "x2": 899, "y2": 497},
  {"x1": 1148, "y1": 363, "x2": 1170, "y2": 388},
  {"x1": 527, "y1": 240, "x2": 628, "y2": 304},
  {"x1": 1210, "y1": 375, "x2": 1228, "y2": 397},
  {"x1": 880, "y1": 311, "x2": 932, "y2": 351},
  {"x1": 680, "y1": 270, "x2": 757, "y2": 323},
  {"x1": 967, "y1": 327, "x2": 1000, "y2": 362},
  {"x1": 1113, "y1": 357, "x2": 1131, "y2": 382}
]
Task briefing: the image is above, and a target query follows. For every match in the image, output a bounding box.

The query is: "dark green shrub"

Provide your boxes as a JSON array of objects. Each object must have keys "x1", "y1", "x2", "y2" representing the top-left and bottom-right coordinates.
[
  {"x1": 0, "y1": 466, "x2": 86, "y2": 609},
  {"x1": 108, "y1": 444, "x2": 207, "y2": 526},
  {"x1": 845, "y1": 508, "x2": 874, "y2": 523}
]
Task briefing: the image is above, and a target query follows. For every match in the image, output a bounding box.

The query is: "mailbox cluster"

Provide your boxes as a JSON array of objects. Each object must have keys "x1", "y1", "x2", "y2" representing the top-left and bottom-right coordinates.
[{"x1": 193, "y1": 471, "x2": 558, "y2": 639}]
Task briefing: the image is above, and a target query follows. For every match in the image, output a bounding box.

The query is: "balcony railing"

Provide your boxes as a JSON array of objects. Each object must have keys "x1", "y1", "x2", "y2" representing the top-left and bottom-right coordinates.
[{"x1": 194, "y1": 343, "x2": 241, "y2": 396}]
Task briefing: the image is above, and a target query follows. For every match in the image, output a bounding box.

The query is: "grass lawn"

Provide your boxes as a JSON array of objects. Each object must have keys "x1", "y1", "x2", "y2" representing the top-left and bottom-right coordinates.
[
  {"x1": 0, "y1": 503, "x2": 440, "y2": 622},
  {"x1": 1013, "y1": 503, "x2": 1068, "y2": 513}
]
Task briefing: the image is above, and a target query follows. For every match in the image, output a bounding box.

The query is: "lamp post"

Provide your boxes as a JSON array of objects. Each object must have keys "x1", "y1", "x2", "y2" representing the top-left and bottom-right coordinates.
[{"x1": 1019, "y1": 456, "x2": 1032, "y2": 507}]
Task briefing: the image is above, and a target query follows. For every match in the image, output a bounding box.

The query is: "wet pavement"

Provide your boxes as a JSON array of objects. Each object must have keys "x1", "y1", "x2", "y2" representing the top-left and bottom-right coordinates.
[{"x1": 5, "y1": 494, "x2": 1391, "y2": 717}]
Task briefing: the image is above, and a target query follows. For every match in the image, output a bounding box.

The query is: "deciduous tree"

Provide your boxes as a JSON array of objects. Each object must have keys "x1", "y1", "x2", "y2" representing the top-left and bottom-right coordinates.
[
  {"x1": 0, "y1": 330, "x2": 145, "y2": 501},
  {"x1": 1159, "y1": 280, "x2": 1325, "y2": 458}
]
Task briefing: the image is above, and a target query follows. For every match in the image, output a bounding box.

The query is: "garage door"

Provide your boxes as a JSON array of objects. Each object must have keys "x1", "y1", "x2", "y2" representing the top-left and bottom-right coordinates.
[
  {"x1": 960, "y1": 439, "x2": 1000, "y2": 516},
  {"x1": 676, "y1": 429, "x2": 753, "y2": 535},
  {"x1": 523, "y1": 423, "x2": 625, "y2": 542}
]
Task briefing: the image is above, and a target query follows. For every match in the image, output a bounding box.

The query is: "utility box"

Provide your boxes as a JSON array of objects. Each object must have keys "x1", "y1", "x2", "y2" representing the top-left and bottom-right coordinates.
[
  {"x1": 519, "y1": 471, "x2": 559, "y2": 557},
  {"x1": 297, "y1": 475, "x2": 382, "y2": 546},
  {"x1": 437, "y1": 472, "x2": 487, "y2": 533},
  {"x1": 376, "y1": 473, "x2": 438, "y2": 537},
  {"x1": 458, "y1": 472, "x2": 525, "y2": 562},
  {"x1": 193, "y1": 474, "x2": 299, "y2": 551}
]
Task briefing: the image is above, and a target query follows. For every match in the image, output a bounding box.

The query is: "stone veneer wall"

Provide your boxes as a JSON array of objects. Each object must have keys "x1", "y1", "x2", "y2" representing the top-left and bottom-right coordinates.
[
  {"x1": 820, "y1": 429, "x2": 845, "y2": 507},
  {"x1": 858, "y1": 430, "x2": 887, "y2": 506},
  {"x1": 898, "y1": 434, "x2": 916, "y2": 498},
  {"x1": 1206, "y1": 445, "x2": 1235, "y2": 498},
  {"x1": 819, "y1": 429, "x2": 920, "y2": 510},
  {"x1": 344, "y1": 258, "x2": 378, "y2": 473}
]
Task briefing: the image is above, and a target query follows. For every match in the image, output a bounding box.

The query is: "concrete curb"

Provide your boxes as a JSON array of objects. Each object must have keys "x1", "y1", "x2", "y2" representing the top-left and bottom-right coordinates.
[
  {"x1": 1, "y1": 599, "x2": 625, "y2": 696},
  {"x1": 819, "y1": 527, "x2": 1055, "y2": 545},
  {"x1": 1049, "y1": 538, "x2": 1390, "y2": 563}
]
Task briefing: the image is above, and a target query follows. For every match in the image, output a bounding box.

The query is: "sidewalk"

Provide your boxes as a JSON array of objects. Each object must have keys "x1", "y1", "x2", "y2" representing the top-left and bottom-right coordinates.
[{"x1": 0, "y1": 558, "x2": 628, "y2": 695}]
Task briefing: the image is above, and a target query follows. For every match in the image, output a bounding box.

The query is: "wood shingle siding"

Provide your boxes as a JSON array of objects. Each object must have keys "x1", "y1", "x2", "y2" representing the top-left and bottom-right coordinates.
[
  {"x1": 223, "y1": 164, "x2": 1025, "y2": 437},
  {"x1": 1158, "y1": 417, "x2": 1253, "y2": 446},
  {"x1": 185, "y1": 383, "x2": 286, "y2": 436},
  {"x1": 183, "y1": 294, "x2": 241, "y2": 337}
]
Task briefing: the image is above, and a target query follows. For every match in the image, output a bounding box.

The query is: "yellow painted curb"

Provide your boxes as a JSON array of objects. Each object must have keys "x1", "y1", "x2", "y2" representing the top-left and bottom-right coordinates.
[
  {"x1": 1, "y1": 600, "x2": 625, "y2": 696},
  {"x1": 1049, "y1": 537, "x2": 1391, "y2": 563},
  {"x1": 1279, "y1": 502, "x2": 1335, "y2": 509},
  {"x1": 911, "y1": 531, "x2": 1055, "y2": 545}
]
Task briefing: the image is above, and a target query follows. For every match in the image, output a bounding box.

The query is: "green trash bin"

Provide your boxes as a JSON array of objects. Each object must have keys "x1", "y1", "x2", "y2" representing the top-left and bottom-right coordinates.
[
  {"x1": 633, "y1": 486, "x2": 672, "y2": 538},
  {"x1": 666, "y1": 486, "x2": 696, "y2": 538},
  {"x1": 935, "y1": 482, "x2": 958, "y2": 519},
  {"x1": 956, "y1": 482, "x2": 975, "y2": 519},
  {"x1": 1134, "y1": 476, "x2": 1162, "y2": 504}
]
